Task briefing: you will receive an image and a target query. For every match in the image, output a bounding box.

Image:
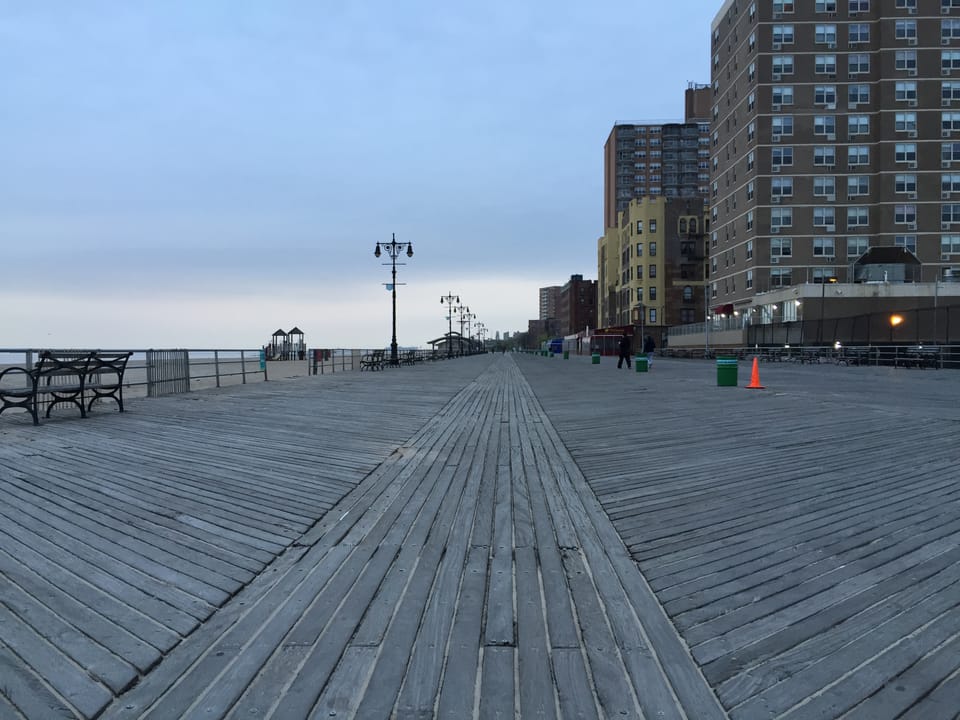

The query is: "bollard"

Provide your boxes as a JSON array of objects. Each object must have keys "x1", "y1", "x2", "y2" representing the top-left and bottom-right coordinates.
[{"x1": 716, "y1": 356, "x2": 738, "y2": 386}]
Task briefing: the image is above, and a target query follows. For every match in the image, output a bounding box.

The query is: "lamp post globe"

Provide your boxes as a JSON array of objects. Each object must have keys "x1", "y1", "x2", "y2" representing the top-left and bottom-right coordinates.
[{"x1": 373, "y1": 233, "x2": 414, "y2": 367}]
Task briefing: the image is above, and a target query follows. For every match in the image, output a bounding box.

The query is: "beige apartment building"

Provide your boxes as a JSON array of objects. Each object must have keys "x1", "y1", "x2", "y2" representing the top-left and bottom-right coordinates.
[
  {"x1": 709, "y1": 0, "x2": 960, "y2": 332},
  {"x1": 597, "y1": 197, "x2": 709, "y2": 341}
]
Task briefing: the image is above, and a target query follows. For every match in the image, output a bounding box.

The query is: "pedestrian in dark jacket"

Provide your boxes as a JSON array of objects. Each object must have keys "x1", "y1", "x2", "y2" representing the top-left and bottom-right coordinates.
[
  {"x1": 643, "y1": 334, "x2": 656, "y2": 368},
  {"x1": 617, "y1": 335, "x2": 632, "y2": 369}
]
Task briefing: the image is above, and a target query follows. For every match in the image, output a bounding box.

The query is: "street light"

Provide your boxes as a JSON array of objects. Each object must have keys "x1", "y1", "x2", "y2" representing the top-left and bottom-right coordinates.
[
  {"x1": 889, "y1": 313, "x2": 904, "y2": 343},
  {"x1": 454, "y1": 303, "x2": 470, "y2": 356},
  {"x1": 374, "y1": 233, "x2": 414, "y2": 367},
  {"x1": 440, "y1": 292, "x2": 459, "y2": 358}
]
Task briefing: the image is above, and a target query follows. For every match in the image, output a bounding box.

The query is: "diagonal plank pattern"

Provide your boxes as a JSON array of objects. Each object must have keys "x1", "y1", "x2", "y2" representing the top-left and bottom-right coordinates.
[
  {"x1": 92, "y1": 354, "x2": 721, "y2": 719},
  {"x1": 517, "y1": 353, "x2": 960, "y2": 720}
]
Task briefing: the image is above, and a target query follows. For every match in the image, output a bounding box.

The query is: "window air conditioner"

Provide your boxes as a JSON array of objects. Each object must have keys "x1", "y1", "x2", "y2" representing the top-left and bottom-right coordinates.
[
  {"x1": 826, "y1": 225, "x2": 835, "y2": 232},
  {"x1": 944, "y1": 191, "x2": 952, "y2": 199},
  {"x1": 945, "y1": 130, "x2": 953, "y2": 137},
  {"x1": 909, "y1": 37, "x2": 917, "y2": 45},
  {"x1": 771, "y1": 256, "x2": 780, "y2": 263}
]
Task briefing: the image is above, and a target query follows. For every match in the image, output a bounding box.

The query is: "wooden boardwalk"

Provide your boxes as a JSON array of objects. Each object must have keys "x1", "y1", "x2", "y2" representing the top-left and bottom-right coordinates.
[{"x1": 0, "y1": 353, "x2": 959, "y2": 718}]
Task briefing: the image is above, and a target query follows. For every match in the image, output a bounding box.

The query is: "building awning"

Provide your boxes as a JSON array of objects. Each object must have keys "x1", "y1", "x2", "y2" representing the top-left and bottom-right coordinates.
[{"x1": 713, "y1": 304, "x2": 735, "y2": 315}]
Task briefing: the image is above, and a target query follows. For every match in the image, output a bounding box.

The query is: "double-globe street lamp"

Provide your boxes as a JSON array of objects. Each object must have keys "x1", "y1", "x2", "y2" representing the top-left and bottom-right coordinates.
[
  {"x1": 454, "y1": 303, "x2": 470, "y2": 356},
  {"x1": 374, "y1": 233, "x2": 413, "y2": 367},
  {"x1": 440, "y1": 292, "x2": 459, "y2": 358}
]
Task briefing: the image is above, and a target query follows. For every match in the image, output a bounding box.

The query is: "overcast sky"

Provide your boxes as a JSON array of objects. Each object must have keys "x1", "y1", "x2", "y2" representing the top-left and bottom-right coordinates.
[{"x1": 1, "y1": 1, "x2": 715, "y2": 349}]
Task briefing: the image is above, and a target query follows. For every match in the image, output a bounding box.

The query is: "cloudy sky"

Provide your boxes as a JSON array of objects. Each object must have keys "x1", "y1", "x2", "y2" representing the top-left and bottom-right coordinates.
[{"x1": 1, "y1": 1, "x2": 715, "y2": 349}]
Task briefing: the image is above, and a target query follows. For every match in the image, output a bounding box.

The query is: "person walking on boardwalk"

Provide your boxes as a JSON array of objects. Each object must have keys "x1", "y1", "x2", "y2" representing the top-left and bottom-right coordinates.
[
  {"x1": 643, "y1": 334, "x2": 656, "y2": 368},
  {"x1": 617, "y1": 334, "x2": 632, "y2": 369}
]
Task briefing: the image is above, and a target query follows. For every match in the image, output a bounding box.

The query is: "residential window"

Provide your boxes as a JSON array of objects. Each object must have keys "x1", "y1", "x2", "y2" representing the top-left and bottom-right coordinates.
[
  {"x1": 896, "y1": 81, "x2": 918, "y2": 101},
  {"x1": 943, "y1": 142, "x2": 960, "y2": 162},
  {"x1": 896, "y1": 174, "x2": 917, "y2": 193},
  {"x1": 636, "y1": 265, "x2": 643, "y2": 279},
  {"x1": 848, "y1": 54, "x2": 870, "y2": 74},
  {"x1": 895, "y1": 204, "x2": 917, "y2": 225},
  {"x1": 748, "y1": 121, "x2": 756, "y2": 141},
  {"x1": 816, "y1": 55, "x2": 837, "y2": 74},
  {"x1": 814, "y1": 115, "x2": 837, "y2": 136},
  {"x1": 812, "y1": 268, "x2": 837, "y2": 283},
  {"x1": 746, "y1": 270, "x2": 754, "y2": 289},
  {"x1": 944, "y1": 19, "x2": 960, "y2": 41},
  {"x1": 772, "y1": 116, "x2": 794, "y2": 136},
  {"x1": 747, "y1": 151, "x2": 755, "y2": 170},
  {"x1": 817, "y1": 0, "x2": 838, "y2": 9},
  {"x1": 813, "y1": 237, "x2": 836, "y2": 257},
  {"x1": 896, "y1": 0, "x2": 917, "y2": 8},
  {"x1": 848, "y1": 146, "x2": 869, "y2": 166},
  {"x1": 649, "y1": 241, "x2": 657, "y2": 256},
  {"x1": 814, "y1": 146, "x2": 837, "y2": 166},
  {"x1": 941, "y1": 235, "x2": 960, "y2": 254},
  {"x1": 747, "y1": 181, "x2": 755, "y2": 200},
  {"x1": 847, "y1": 207, "x2": 870, "y2": 227},
  {"x1": 847, "y1": 236, "x2": 869, "y2": 258},
  {"x1": 896, "y1": 20, "x2": 918, "y2": 39},
  {"x1": 895, "y1": 112, "x2": 918, "y2": 132},
  {"x1": 773, "y1": 24, "x2": 795, "y2": 44},
  {"x1": 772, "y1": 55, "x2": 794, "y2": 75},
  {"x1": 944, "y1": 204, "x2": 960, "y2": 225},
  {"x1": 748, "y1": 62, "x2": 756, "y2": 82},
  {"x1": 943, "y1": 51, "x2": 960, "y2": 72},
  {"x1": 944, "y1": 81, "x2": 960, "y2": 101},
  {"x1": 747, "y1": 240, "x2": 754, "y2": 259},
  {"x1": 772, "y1": 147, "x2": 793, "y2": 167},
  {"x1": 649, "y1": 308, "x2": 656, "y2": 324},
  {"x1": 848, "y1": 175, "x2": 869, "y2": 196},
  {"x1": 815, "y1": 24, "x2": 837, "y2": 44},
  {"x1": 747, "y1": 211, "x2": 754, "y2": 230},
  {"x1": 649, "y1": 220, "x2": 657, "y2": 233},
  {"x1": 896, "y1": 235, "x2": 917, "y2": 253},
  {"x1": 849, "y1": 0, "x2": 869, "y2": 10},
  {"x1": 814, "y1": 207, "x2": 836, "y2": 227},
  {"x1": 849, "y1": 24, "x2": 869, "y2": 43},
  {"x1": 648, "y1": 265, "x2": 657, "y2": 278},
  {"x1": 814, "y1": 176, "x2": 836, "y2": 197},
  {"x1": 772, "y1": 86, "x2": 794, "y2": 106},
  {"x1": 895, "y1": 143, "x2": 917, "y2": 162},
  {"x1": 848, "y1": 84, "x2": 870, "y2": 105},
  {"x1": 770, "y1": 268, "x2": 793, "y2": 288},
  {"x1": 896, "y1": 50, "x2": 917, "y2": 72},
  {"x1": 771, "y1": 177, "x2": 794, "y2": 197},
  {"x1": 771, "y1": 208, "x2": 793, "y2": 228},
  {"x1": 636, "y1": 242, "x2": 643, "y2": 255},
  {"x1": 942, "y1": 173, "x2": 960, "y2": 193},
  {"x1": 771, "y1": 237, "x2": 793, "y2": 257},
  {"x1": 814, "y1": 85, "x2": 837, "y2": 105},
  {"x1": 944, "y1": 112, "x2": 960, "y2": 132},
  {"x1": 848, "y1": 115, "x2": 869, "y2": 135},
  {"x1": 773, "y1": 0, "x2": 794, "y2": 11}
]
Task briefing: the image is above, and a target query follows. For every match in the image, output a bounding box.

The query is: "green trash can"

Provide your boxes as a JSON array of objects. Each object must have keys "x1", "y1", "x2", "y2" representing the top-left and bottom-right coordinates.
[
  {"x1": 563, "y1": 350, "x2": 569, "y2": 360},
  {"x1": 635, "y1": 355, "x2": 648, "y2": 372},
  {"x1": 591, "y1": 352, "x2": 600, "y2": 364},
  {"x1": 717, "y1": 356, "x2": 738, "y2": 386}
]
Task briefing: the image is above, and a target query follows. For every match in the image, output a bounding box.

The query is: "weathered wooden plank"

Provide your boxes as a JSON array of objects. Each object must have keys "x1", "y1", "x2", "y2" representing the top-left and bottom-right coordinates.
[
  {"x1": 515, "y1": 546, "x2": 558, "y2": 719},
  {"x1": 435, "y1": 545, "x2": 487, "y2": 718},
  {"x1": 479, "y1": 647, "x2": 515, "y2": 719}
]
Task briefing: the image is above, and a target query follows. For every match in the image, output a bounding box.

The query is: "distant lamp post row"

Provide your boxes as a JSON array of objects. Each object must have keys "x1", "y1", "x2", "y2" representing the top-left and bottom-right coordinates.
[
  {"x1": 374, "y1": 233, "x2": 413, "y2": 367},
  {"x1": 440, "y1": 292, "x2": 459, "y2": 358},
  {"x1": 439, "y1": 294, "x2": 486, "y2": 356}
]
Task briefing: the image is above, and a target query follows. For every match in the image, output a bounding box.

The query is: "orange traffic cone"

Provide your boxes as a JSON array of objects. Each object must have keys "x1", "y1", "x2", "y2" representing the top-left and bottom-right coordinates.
[{"x1": 745, "y1": 356, "x2": 765, "y2": 389}]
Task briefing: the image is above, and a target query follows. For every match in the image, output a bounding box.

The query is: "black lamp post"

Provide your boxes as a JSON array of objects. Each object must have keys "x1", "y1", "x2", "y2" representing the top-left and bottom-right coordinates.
[
  {"x1": 374, "y1": 233, "x2": 413, "y2": 367},
  {"x1": 440, "y1": 292, "x2": 459, "y2": 358},
  {"x1": 455, "y1": 303, "x2": 470, "y2": 356}
]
